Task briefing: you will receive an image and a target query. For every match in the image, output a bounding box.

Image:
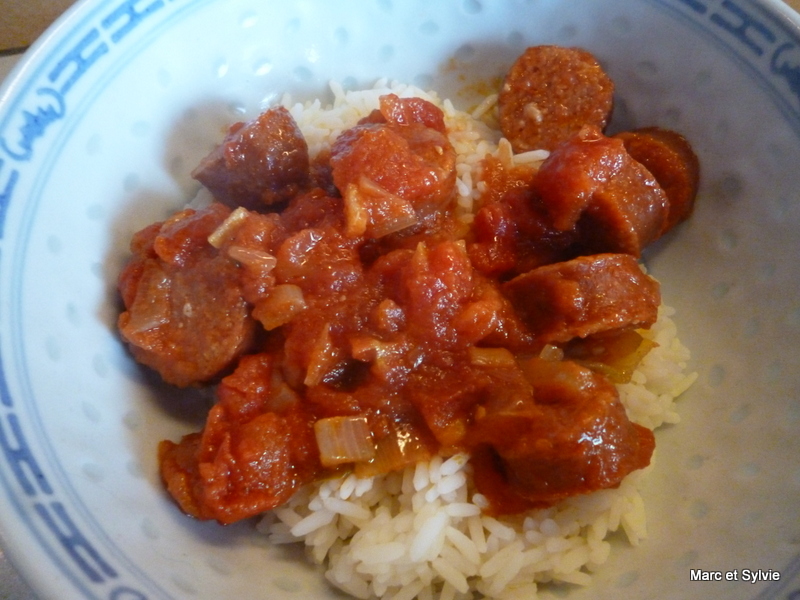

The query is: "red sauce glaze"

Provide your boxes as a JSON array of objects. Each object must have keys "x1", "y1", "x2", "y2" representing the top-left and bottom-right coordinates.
[
  {"x1": 119, "y1": 50, "x2": 699, "y2": 523},
  {"x1": 468, "y1": 155, "x2": 577, "y2": 278}
]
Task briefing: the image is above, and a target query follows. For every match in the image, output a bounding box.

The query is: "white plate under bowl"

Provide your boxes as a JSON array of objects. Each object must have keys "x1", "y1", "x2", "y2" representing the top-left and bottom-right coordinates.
[{"x1": 0, "y1": 0, "x2": 799, "y2": 599}]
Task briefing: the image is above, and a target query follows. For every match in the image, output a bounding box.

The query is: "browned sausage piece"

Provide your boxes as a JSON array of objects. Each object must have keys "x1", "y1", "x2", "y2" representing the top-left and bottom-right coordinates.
[
  {"x1": 535, "y1": 126, "x2": 669, "y2": 256},
  {"x1": 118, "y1": 204, "x2": 255, "y2": 387},
  {"x1": 469, "y1": 358, "x2": 655, "y2": 508},
  {"x1": 498, "y1": 46, "x2": 614, "y2": 153},
  {"x1": 192, "y1": 106, "x2": 310, "y2": 210},
  {"x1": 614, "y1": 127, "x2": 700, "y2": 234},
  {"x1": 501, "y1": 253, "x2": 660, "y2": 344}
]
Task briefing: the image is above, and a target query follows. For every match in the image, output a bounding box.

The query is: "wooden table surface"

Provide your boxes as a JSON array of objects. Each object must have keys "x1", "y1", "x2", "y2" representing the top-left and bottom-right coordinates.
[{"x1": 1, "y1": 0, "x2": 77, "y2": 51}]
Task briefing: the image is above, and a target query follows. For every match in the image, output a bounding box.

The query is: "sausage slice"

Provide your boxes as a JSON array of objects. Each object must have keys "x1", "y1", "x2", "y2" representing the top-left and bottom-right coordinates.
[
  {"x1": 535, "y1": 126, "x2": 669, "y2": 256},
  {"x1": 614, "y1": 127, "x2": 700, "y2": 234},
  {"x1": 501, "y1": 253, "x2": 660, "y2": 344},
  {"x1": 118, "y1": 204, "x2": 255, "y2": 386},
  {"x1": 470, "y1": 358, "x2": 655, "y2": 509},
  {"x1": 192, "y1": 106, "x2": 310, "y2": 210},
  {"x1": 498, "y1": 45, "x2": 614, "y2": 153}
]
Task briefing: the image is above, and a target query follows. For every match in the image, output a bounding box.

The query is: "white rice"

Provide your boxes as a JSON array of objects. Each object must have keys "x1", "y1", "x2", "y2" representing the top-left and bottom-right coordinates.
[{"x1": 253, "y1": 81, "x2": 697, "y2": 600}]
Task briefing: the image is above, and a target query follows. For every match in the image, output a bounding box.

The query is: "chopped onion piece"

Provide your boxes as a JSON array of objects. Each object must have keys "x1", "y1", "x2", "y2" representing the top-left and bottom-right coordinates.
[
  {"x1": 373, "y1": 298, "x2": 405, "y2": 334},
  {"x1": 539, "y1": 344, "x2": 565, "y2": 362},
  {"x1": 207, "y1": 206, "x2": 250, "y2": 248},
  {"x1": 253, "y1": 284, "x2": 307, "y2": 331},
  {"x1": 314, "y1": 416, "x2": 376, "y2": 468},
  {"x1": 266, "y1": 379, "x2": 301, "y2": 413},
  {"x1": 304, "y1": 324, "x2": 337, "y2": 387},
  {"x1": 355, "y1": 424, "x2": 433, "y2": 478},
  {"x1": 350, "y1": 335, "x2": 395, "y2": 362},
  {"x1": 344, "y1": 183, "x2": 369, "y2": 237},
  {"x1": 468, "y1": 347, "x2": 516, "y2": 368},
  {"x1": 349, "y1": 335, "x2": 411, "y2": 383},
  {"x1": 125, "y1": 263, "x2": 172, "y2": 333},
  {"x1": 565, "y1": 329, "x2": 657, "y2": 384},
  {"x1": 226, "y1": 245, "x2": 278, "y2": 270},
  {"x1": 344, "y1": 177, "x2": 418, "y2": 239}
]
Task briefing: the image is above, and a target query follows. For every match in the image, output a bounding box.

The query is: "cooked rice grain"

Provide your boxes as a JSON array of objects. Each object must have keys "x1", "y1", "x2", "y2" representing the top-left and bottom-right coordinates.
[{"x1": 253, "y1": 81, "x2": 696, "y2": 600}]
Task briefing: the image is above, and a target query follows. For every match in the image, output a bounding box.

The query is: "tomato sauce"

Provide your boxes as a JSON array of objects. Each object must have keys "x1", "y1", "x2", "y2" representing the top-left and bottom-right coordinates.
[{"x1": 118, "y1": 51, "x2": 699, "y2": 524}]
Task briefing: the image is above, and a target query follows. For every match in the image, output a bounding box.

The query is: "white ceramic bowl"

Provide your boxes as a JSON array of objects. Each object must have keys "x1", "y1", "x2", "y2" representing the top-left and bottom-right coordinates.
[{"x1": 1, "y1": 0, "x2": 799, "y2": 598}]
